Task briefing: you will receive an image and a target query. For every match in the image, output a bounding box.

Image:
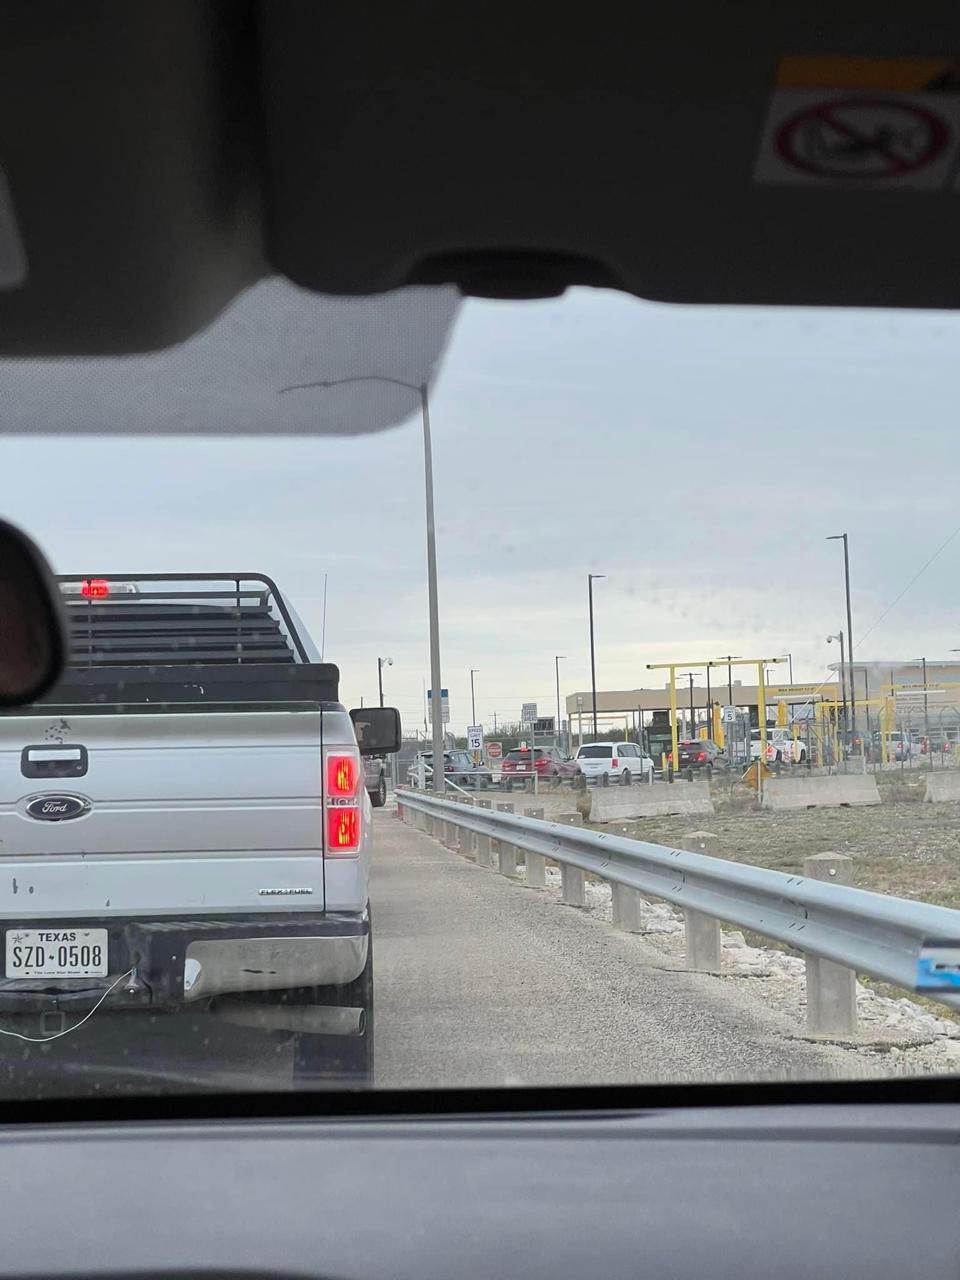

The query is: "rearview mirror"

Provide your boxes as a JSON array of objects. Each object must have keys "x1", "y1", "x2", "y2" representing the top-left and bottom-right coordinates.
[
  {"x1": 0, "y1": 519, "x2": 65, "y2": 706},
  {"x1": 350, "y1": 706, "x2": 402, "y2": 755}
]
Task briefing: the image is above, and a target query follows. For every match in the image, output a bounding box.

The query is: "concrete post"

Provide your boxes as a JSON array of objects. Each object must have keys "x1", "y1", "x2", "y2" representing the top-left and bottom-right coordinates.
[
  {"x1": 443, "y1": 816, "x2": 459, "y2": 850},
  {"x1": 424, "y1": 811, "x2": 435, "y2": 837},
  {"x1": 523, "y1": 808, "x2": 546, "y2": 888},
  {"x1": 560, "y1": 864, "x2": 586, "y2": 907},
  {"x1": 803, "y1": 853, "x2": 857, "y2": 1038},
  {"x1": 553, "y1": 812, "x2": 585, "y2": 905},
  {"x1": 459, "y1": 798, "x2": 477, "y2": 860},
  {"x1": 475, "y1": 798, "x2": 493, "y2": 867},
  {"x1": 680, "y1": 831, "x2": 722, "y2": 971},
  {"x1": 494, "y1": 803, "x2": 519, "y2": 877},
  {"x1": 611, "y1": 881, "x2": 644, "y2": 932}
]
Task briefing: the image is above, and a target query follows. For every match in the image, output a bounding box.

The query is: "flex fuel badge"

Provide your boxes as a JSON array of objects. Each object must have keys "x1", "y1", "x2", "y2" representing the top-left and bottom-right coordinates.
[{"x1": 755, "y1": 56, "x2": 960, "y2": 190}]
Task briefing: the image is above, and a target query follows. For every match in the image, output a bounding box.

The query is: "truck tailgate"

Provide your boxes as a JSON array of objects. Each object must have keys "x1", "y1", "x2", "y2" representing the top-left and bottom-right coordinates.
[{"x1": 0, "y1": 709, "x2": 325, "y2": 916}]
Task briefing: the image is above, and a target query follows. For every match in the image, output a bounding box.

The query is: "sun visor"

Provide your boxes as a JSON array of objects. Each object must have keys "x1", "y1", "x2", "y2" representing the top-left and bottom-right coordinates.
[{"x1": 0, "y1": 281, "x2": 461, "y2": 436}]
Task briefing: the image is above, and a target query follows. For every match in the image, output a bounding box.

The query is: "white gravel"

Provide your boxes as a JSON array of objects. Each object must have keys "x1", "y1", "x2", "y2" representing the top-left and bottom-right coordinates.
[{"x1": 529, "y1": 861, "x2": 960, "y2": 1075}]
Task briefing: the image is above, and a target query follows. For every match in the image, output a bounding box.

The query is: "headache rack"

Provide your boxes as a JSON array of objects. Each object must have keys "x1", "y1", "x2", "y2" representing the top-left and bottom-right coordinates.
[{"x1": 57, "y1": 573, "x2": 311, "y2": 667}]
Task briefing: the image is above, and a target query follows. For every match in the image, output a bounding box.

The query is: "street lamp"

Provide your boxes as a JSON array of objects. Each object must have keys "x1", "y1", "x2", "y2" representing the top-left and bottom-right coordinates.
[
  {"x1": 377, "y1": 656, "x2": 393, "y2": 707},
  {"x1": 716, "y1": 654, "x2": 742, "y2": 705},
  {"x1": 787, "y1": 652, "x2": 794, "y2": 684},
  {"x1": 703, "y1": 661, "x2": 718, "y2": 739},
  {"x1": 469, "y1": 668, "x2": 479, "y2": 726},
  {"x1": 587, "y1": 573, "x2": 606, "y2": 739},
  {"x1": 827, "y1": 633, "x2": 847, "y2": 738},
  {"x1": 827, "y1": 534, "x2": 855, "y2": 739},
  {"x1": 280, "y1": 375, "x2": 444, "y2": 791},
  {"x1": 554, "y1": 655, "x2": 566, "y2": 752},
  {"x1": 677, "y1": 672, "x2": 696, "y2": 739},
  {"x1": 914, "y1": 657, "x2": 929, "y2": 749}
]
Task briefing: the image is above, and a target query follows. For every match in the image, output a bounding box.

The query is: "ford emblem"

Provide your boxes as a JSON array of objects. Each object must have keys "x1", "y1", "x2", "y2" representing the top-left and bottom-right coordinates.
[{"x1": 25, "y1": 794, "x2": 89, "y2": 822}]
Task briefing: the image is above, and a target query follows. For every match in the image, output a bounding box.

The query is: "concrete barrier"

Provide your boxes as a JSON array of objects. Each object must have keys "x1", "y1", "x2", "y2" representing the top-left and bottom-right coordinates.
[
  {"x1": 762, "y1": 775, "x2": 880, "y2": 810},
  {"x1": 923, "y1": 771, "x2": 960, "y2": 802},
  {"x1": 589, "y1": 781, "x2": 713, "y2": 822}
]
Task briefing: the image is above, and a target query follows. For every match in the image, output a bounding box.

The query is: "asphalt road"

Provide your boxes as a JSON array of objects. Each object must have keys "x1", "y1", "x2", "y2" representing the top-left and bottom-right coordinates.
[
  {"x1": 0, "y1": 808, "x2": 856, "y2": 1099},
  {"x1": 373, "y1": 809, "x2": 854, "y2": 1088}
]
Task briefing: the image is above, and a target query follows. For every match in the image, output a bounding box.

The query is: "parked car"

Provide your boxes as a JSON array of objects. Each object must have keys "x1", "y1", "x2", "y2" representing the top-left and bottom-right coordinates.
[
  {"x1": 408, "y1": 749, "x2": 492, "y2": 788},
  {"x1": 673, "y1": 739, "x2": 726, "y2": 778},
  {"x1": 574, "y1": 742, "x2": 654, "y2": 785},
  {"x1": 874, "y1": 731, "x2": 919, "y2": 762},
  {"x1": 0, "y1": 572, "x2": 402, "y2": 1084},
  {"x1": 500, "y1": 746, "x2": 574, "y2": 787}
]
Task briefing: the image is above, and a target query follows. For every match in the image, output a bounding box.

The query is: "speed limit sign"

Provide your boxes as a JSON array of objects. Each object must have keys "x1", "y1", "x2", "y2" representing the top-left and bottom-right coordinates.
[{"x1": 467, "y1": 725, "x2": 483, "y2": 752}]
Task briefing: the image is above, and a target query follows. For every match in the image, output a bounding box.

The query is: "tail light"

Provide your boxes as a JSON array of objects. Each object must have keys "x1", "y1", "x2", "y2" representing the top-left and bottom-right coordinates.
[
  {"x1": 327, "y1": 807, "x2": 360, "y2": 851},
  {"x1": 611, "y1": 757, "x2": 619, "y2": 768},
  {"x1": 323, "y1": 748, "x2": 361, "y2": 856},
  {"x1": 326, "y1": 753, "x2": 359, "y2": 797},
  {"x1": 697, "y1": 751, "x2": 706, "y2": 762}
]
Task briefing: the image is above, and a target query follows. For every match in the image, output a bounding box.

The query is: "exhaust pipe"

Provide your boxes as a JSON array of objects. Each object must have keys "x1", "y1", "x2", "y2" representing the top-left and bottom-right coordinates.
[{"x1": 211, "y1": 1000, "x2": 366, "y2": 1036}]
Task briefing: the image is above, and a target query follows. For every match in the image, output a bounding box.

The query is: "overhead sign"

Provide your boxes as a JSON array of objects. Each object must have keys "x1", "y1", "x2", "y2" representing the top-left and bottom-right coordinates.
[
  {"x1": 521, "y1": 702, "x2": 537, "y2": 724},
  {"x1": 767, "y1": 685, "x2": 831, "y2": 699},
  {"x1": 894, "y1": 688, "x2": 953, "y2": 713},
  {"x1": 755, "y1": 56, "x2": 960, "y2": 193},
  {"x1": 427, "y1": 688, "x2": 450, "y2": 724},
  {"x1": 466, "y1": 725, "x2": 483, "y2": 753}
]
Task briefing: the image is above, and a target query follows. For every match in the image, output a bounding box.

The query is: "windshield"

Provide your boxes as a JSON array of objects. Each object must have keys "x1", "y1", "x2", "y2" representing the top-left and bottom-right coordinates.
[{"x1": 4, "y1": 287, "x2": 960, "y2": 1100}]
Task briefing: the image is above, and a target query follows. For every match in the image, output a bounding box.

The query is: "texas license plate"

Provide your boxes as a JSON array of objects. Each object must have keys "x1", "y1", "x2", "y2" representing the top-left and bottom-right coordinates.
[{"x1": 5, "y1": 929, "x2": 108, "y2": 978}]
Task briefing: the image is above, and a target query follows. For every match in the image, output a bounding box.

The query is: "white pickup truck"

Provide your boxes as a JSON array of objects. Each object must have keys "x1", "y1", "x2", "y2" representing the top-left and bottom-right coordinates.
[
  {"x1": 750, "y1": 727, "x2": 808, "y2": 766},
  {"x1": 0, "y1": 574, "x2": 400, "y2": 1086}
]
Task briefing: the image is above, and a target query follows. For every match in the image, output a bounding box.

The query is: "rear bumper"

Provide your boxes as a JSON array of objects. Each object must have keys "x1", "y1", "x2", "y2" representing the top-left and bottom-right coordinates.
[{"x1": 0, "y1": 909, "x2": 369, "y2": 1014}]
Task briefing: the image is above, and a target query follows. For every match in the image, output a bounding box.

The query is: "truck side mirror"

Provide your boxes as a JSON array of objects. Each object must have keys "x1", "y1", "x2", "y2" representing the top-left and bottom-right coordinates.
[
  {"x1": 350, "y1": 706, "x2": 402, "y2": 755},
  {"x1": 0, "y1": 519, "x2": 65, "y2": 706}
]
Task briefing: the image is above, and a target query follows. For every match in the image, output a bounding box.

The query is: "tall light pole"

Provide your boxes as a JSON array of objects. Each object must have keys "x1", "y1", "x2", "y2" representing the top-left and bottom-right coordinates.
[
  {"x1": 555, "y1": 655, "x2": 566, "y2": 751},
  {"x1": 705, "y1": 662, "x2": 714, "y2": 739},
  {"x1": 469, "y1": 668, "x2": 479, "y2": 725},
  {"x1": 915, "y1": 656, "x2": 929, "y2": 749},
  {"x1": 281, "y1": 375, "x2": 445, "y2": 791},
  {"x1": 716, "y1": 654, "x2": 742, "y2": 705},
  {"x1": 827, "y1": 632, "x2": 847, "y2": 739},
  {"x1": 377, "y1": 656, "x2": 393, "y2": 707},
  {"x1": 787, "y1": 652, "x2": 794, "y2": 684},
  {"x1": 587, "y1": 573, "x2": 605, "y2": 739},
  {"x1": 678, "y1": 672, "x2": 696, "y2": 739},
  {"x1": 828, "y1": 534, "x2": 855, "y2": 741}
]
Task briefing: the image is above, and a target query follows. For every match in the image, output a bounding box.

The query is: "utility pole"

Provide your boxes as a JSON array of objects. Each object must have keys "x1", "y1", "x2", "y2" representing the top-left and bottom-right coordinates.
[
  {"x1": 469, "y1": 668, "x2": 478, "y2": 725},
  {"x1": 717, "y1": 654, "x2": 741, "y2": 705},
  {"x1": 705, "y1": 663, "x2": 712, "y2": 735},
  {"x1": 555, "y1": 655, "x2": 566, "y2": 752},
  {"x1": 377, "y1": 656, "x2": 393, "y2": 708},
  {"x1": 587, "y1": 573, "x2": 605, "y2": 739},
  {"x1": 828, "y1": 534, "x2": 855, "y2": 742},
  {"x1": 917, "y1": 656, "x2": 929, "y2": 751}
]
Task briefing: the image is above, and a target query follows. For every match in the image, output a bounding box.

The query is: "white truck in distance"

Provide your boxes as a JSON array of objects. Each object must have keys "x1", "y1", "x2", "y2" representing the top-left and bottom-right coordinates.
[
  {"x1": 0, "y1": 574, "x2": 400, "y2": 1086},
  {"x1": 750, "y1": 727, "x2": 808, "y2": 765}
]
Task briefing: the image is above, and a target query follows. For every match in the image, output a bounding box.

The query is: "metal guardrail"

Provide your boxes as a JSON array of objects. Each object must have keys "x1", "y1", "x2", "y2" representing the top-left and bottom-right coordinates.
[{"x1": 395, "y1": 788, "x2": 960, "y2": 1036}]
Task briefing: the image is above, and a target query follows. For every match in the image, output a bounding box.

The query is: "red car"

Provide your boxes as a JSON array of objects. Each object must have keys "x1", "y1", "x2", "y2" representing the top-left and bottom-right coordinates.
[{"x1": 500, "y1": 747, "x2": 577, "y2": 788}]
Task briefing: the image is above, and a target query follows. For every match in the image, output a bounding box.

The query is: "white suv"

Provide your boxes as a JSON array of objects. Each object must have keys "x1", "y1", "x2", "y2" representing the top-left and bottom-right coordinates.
[{"x1": 575, "y1": 741, "x2": 654, "y2": 784}]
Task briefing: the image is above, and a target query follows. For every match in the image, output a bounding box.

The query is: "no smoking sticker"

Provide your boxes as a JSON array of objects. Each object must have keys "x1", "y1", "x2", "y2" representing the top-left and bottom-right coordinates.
[{"x1": 756, "y1": 57, "x2": 960, "y2": 191}]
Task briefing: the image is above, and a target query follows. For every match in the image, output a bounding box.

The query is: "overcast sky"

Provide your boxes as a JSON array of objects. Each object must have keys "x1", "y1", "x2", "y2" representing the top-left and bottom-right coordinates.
[{"x1": 4, "y1": 286, "x2": 960, "y2": 734}]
